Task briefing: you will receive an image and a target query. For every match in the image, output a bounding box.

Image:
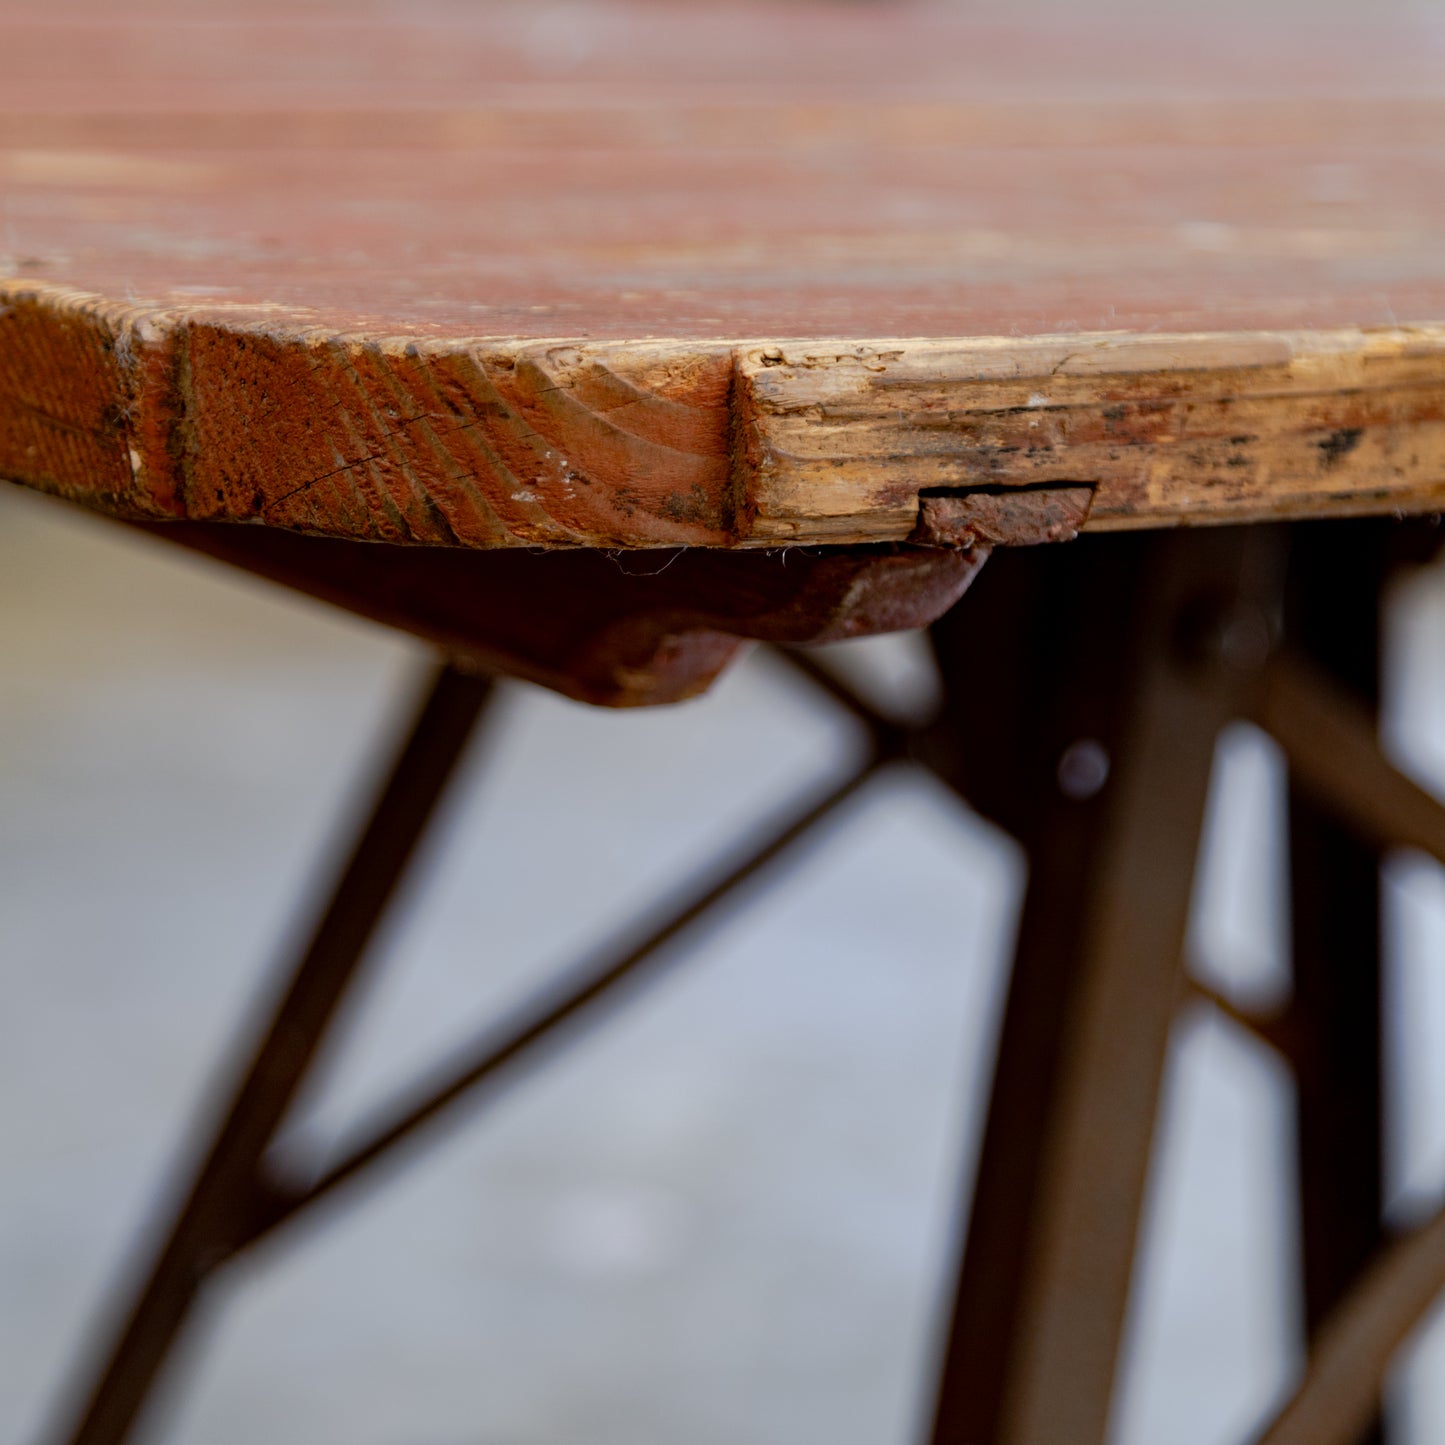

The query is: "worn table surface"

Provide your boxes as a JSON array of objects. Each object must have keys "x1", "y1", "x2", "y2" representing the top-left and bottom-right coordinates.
[{"x1": 4, "y1": 0, "x2": 1445, "y2": 557}]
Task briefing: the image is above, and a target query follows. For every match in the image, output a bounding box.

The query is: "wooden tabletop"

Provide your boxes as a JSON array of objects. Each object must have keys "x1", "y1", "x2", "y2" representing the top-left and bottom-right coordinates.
[{"x1": 5, "y1": 0, "x2": 1445, "y2": 555}]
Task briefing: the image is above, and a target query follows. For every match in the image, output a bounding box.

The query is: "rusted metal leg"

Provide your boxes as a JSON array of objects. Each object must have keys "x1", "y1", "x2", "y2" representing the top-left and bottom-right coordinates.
[
  {"x1": 43, "y1": 656, "x2": 897, "y2": 1445},
  {"x1": 46, "y1": 662, "x2": 497, "y2": 1445},
  {"x1": 235, "y1": 755, "x2": 889, "y2": 1254},
  {"x1": 921, "y1": 527, "x2": 1285, "y2": 1445},
  {"x1": 1283, "y1": 523, "x2": 1391, "y2": 1445}
]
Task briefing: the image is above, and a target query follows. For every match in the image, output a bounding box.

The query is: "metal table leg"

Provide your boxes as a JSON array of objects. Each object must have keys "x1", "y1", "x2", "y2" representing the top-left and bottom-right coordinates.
[
  {"x1": 1285, "y1": 524, "x2": 1391, "y2": 1445},
  {"x1": 38, "y1": 520, "x2": 1445, "y2": 1445},
  {"x1": 922, "y1": 528, "x2": 1287, "y2": 1445},
  {"x1": 48, "y1": 664, "x2": 498, "y2": 1445}
]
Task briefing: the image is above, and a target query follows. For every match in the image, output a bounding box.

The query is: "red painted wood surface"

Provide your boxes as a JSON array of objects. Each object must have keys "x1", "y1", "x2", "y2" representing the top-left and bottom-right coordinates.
[
  {"x1": 6, "y1": 0, "x2": 1445, "y2": 550},
  {"x1": 3, "y1": 0, "x2": 1444, "y2": 341},
  {"x1": 4, "y1": 0, "x2": 1445, "y2": 698}
]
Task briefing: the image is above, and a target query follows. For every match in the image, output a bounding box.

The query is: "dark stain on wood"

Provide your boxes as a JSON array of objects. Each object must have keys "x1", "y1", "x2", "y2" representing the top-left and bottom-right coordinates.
[{"x1": 1319, "y1": 428, "x2": 1365, "y2": 467}]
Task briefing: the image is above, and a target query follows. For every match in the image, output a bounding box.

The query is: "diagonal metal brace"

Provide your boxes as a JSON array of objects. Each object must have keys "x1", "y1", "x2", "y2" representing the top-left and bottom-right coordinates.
[
  {"x1": 1250, "y1": 651, "x2": 1445, "y2": 867},
  {"x1": 46, "y1": 663, "x2": 498, "y2": 1445}
]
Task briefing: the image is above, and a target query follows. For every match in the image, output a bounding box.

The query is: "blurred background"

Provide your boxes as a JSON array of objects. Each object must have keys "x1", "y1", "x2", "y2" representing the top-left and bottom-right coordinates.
[{"x1": 4, "y1": 483, "x2": 1445, "y2": 1445}]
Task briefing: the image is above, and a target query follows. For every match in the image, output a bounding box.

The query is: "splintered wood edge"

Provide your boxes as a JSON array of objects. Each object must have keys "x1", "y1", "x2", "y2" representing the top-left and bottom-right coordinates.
[{"x1": 4, "y1": 280, "x2": 1445, "y2": 550}]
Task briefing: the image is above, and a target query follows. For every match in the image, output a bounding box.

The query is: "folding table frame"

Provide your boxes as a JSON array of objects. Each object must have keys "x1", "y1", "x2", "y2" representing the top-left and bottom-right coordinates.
[{"x1": 38, "y1": 519, "x2": 1445, "y2": 1445}]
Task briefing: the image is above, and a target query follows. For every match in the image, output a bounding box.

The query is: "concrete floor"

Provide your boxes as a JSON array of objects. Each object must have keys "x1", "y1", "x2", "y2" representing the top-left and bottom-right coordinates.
[{"x1": 3, "y1": 482, "x2": 1445, "y2": 1445}]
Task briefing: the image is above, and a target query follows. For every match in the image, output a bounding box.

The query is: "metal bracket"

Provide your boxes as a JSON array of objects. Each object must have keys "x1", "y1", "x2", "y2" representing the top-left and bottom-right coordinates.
[{"x1": 911, "y1": 482, "x2": 1096, "y2": 549}]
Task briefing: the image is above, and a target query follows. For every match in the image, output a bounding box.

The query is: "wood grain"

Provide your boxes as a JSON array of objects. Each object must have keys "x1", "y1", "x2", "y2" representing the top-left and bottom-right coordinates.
[
  {"x1": 737, "y1": 330, "x2": 1445, "y2": 543},
  {"x1": 0, "y1": 284, "x2": 738, "y2": 546},
  {"x1": 7, "y1": 283, "x2": 1445, "y2": 547},
  {"x1": 4, "y1": 0, "x2": 1445, "y2": 547}
]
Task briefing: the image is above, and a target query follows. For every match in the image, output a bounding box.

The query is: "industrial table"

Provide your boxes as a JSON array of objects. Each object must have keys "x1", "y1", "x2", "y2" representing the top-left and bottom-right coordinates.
[{"x1": 5, "y1": 2, "x2": 1445, "y2": 1442}]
